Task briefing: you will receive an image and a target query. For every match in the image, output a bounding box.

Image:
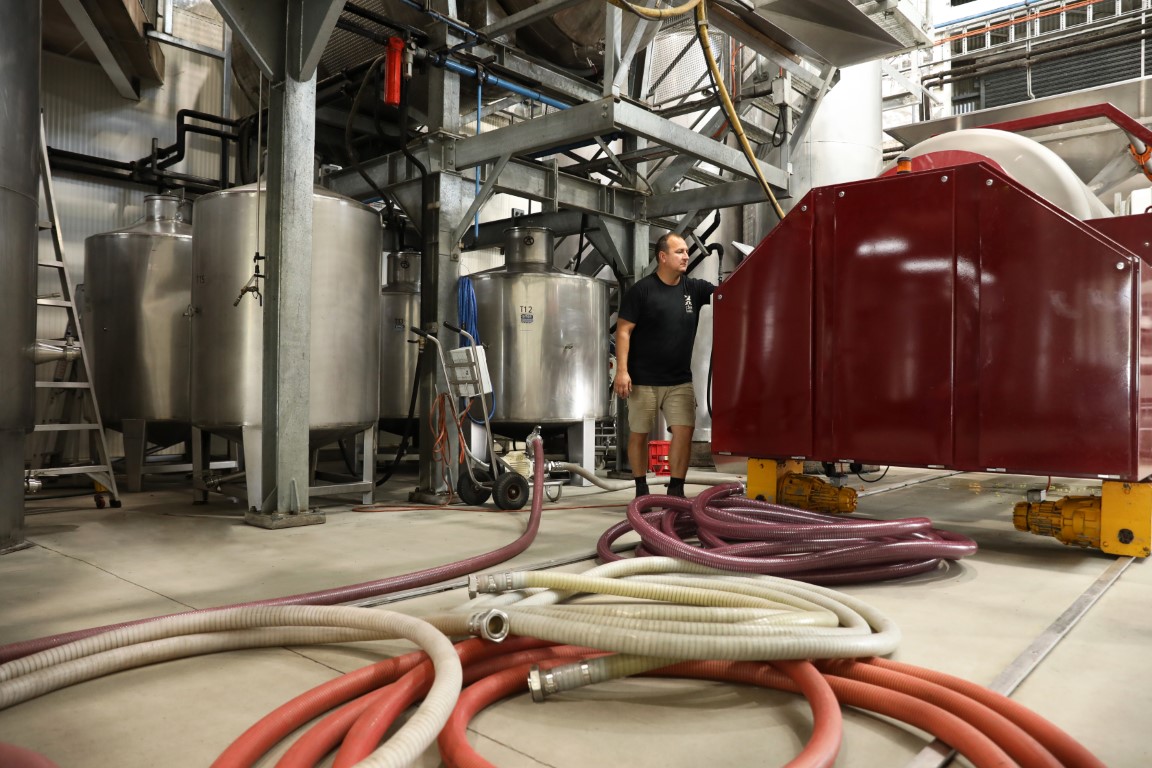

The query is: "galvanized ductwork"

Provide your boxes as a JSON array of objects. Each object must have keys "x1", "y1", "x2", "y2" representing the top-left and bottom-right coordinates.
[{"x1": 0, "y1": 0, "x2": 41, "y2": 552}]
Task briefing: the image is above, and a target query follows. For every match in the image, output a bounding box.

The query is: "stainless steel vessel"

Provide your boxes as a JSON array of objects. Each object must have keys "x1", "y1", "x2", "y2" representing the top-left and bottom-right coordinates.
[
  {"x1": 379, "y1": 251, "x2": 420, "y2": 431},
  {"x1": 84, "y1": 195, "x2": 193, "y2": 448},
  {"x1": 1, "y1": 0, "x2": 40, "y2": 550},
  {"x1": 190, "y1": 184, "x2": 381, "y2": 446},
  {"x1": 470, "y1": 228, "x2": 609, "y2": 436}
]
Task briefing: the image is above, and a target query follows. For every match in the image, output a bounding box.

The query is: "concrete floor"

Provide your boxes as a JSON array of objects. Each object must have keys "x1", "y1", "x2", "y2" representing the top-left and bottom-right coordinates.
[{"x1": 0, "y1": 466, "x2": 1149, "y2": 767}]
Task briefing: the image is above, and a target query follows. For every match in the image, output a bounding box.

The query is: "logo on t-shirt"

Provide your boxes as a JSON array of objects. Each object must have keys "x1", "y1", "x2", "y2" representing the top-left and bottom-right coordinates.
[{"x1": 684, "y1": 293, "x2": 694, "y2": 314}]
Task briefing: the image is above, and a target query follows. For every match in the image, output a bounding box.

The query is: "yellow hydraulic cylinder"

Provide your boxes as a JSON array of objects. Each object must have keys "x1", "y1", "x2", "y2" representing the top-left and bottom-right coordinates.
[
  {"x1": 1013, "y1": 496, "x2": 1101, "y2": 550},
  {"x1": 746, "y1": 459, "x2": 857, "y2": 514},
  {"x1": 1013, "y1": 481, "x2": 1151, "y2": 557},
  {"x1": 778, "y1": 472, "x2": 858, "y2": 515}
]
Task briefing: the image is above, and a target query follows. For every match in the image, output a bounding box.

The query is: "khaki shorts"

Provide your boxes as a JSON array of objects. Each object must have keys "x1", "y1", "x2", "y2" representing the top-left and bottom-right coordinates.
[{"x1": 627, "y1": 382, "x2": 697, "y2": 434}]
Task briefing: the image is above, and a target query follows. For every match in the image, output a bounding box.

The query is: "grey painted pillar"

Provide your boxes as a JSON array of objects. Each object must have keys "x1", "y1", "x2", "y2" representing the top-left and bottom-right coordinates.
[
  {"x1": 250, "y1": 72, "x2": 320, "y2": 525},
  {"x1": 413, "y1": 10, "x2": 466, "y2": 499},
  {"x1": 209, "y1": 0, "x2": 341, "y2": 528},
  {"x1": 0, "y1": 0, "x2": 40, "y2": 552},
  {"x1": 413, "y1": 169, "x2": 467, "y2": 499}
]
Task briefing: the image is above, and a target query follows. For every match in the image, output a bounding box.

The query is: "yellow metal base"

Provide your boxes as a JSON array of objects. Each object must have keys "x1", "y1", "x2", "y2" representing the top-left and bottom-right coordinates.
[
  {"x1": 746, "y1": 459, "x2": 802, "y2": 503},
  {"x1": 1013, "y1": 480, "x2": 1151, "y2": 557},
  {"x1": 746, "y1": 459, "x2": 857, "y2": 514},
  {"x1": 1100, "y1": 481, "x2": 1152, "y2": 557}
]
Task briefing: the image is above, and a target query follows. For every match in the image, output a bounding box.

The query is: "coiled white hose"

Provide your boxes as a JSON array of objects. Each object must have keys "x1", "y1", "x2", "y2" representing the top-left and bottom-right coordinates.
[
  {"x1": 467, "y1": 557, "x2": 899, "y2": 697},
  {"x1": 0, "y1": 606, "x2": 463, "y2": 768}
]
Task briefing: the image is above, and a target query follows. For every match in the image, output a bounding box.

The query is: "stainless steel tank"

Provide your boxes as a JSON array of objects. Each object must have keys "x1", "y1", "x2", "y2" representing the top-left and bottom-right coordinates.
[
  {"x1": 190, "y1": 184, "x2": 381, "y2": 446},
  {"x1": 469, "y1": 228, "x2": 609, "y2": 436},
  {"x1": 1, "y1": 0, "x2": 40, "y2": 551},
  {"x1": 84, "y1": 195, "x2": 193, "y2": 448},
  {"x1": 379, "y1": 251, "x2": 420, "y2": 431}
]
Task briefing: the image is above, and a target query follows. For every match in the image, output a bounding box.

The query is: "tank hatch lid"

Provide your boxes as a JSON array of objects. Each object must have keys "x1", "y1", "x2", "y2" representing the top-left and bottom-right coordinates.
[{"x1": 711, "y1": 0, "x2": 930, "y2": 67}]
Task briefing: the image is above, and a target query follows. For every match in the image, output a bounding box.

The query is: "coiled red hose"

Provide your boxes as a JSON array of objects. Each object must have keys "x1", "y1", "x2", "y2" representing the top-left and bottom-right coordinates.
[
  {"x1": 0, "y1": 743, "x2": 61, "y2": 768},
  {"x1": 867, "y1": 658, "x2": 1107, "y2": 768},
  {"x1": 597, "y1": 483, "x2": 977, "y2": 584},
  {"x1": 437, "y1": 655, "x2": 842, "y2": 768},
  {"x1": 0, "y1": 440, "x2": 548, "y2": 664}
]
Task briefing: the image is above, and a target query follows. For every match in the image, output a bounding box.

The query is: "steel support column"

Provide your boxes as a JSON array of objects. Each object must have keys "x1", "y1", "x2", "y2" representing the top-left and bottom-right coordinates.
[
  {"x1": 413, "y1": 11, "x2": 468, "y2": 499},
  {"x1": 250, "y1": 72, "x2": 320, "y2": 526}
]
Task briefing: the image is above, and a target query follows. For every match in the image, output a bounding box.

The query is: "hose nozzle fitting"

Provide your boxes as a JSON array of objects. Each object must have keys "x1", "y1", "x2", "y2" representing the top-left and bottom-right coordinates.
[
  {"x1": 468, "y1": 571, "x2": 515, "y2": 598},
  {"x1": 527, "y1": 660, "x2": 594, "y2": 701},
  {"x1": 527, "y1": 665, "x2": 555, "y2": 702},
  {"x1": 467, "y1": 609, "x2": 509, "y2": 642}
]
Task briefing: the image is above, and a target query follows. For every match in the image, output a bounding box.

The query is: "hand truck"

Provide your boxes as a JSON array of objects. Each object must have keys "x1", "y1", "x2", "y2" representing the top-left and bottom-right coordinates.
[{"x1": 410, "y1": 321, "x2": 532, "y2": 510}]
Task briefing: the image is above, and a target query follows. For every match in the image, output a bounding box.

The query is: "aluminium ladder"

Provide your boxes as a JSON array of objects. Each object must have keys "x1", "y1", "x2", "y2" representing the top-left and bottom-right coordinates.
[{"x1": 27, "y1": 115, "x2": 121, "y2": 508}]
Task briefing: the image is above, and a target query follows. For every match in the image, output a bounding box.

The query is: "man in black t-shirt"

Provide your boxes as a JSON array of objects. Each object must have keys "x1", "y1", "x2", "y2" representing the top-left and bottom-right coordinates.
[{"x1": 614, "y1": 233, "x2": 715, "y2": 498}]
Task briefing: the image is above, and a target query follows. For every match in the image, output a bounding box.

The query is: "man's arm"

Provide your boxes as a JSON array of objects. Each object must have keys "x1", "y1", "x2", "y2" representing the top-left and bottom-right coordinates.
[{"x1": 614, "y1": 318, "x2": 636, "y2": 398}]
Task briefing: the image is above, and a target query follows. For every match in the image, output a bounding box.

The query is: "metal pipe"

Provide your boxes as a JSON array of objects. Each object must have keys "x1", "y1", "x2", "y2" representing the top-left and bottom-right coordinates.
[{"x1": 427, "y1": 52, "x2": 571, "y2": 111}]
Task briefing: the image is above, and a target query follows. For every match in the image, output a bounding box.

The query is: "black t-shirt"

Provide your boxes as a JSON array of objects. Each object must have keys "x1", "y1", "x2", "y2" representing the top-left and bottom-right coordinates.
[{"x1": 618, "y1": 273, "x2": 715, "y2": 386}]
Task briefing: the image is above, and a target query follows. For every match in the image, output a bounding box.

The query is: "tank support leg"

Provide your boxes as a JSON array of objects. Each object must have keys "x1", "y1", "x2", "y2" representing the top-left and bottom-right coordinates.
[
  {"x1": 359, "y1": 425, "x2": 375, "y2": 505},
  {"x1": 567, "y1": 417, "x2": 596, "y2": 486},
  {"x1": 191, "y1": 426, "x2": 209, "y2": 504},
  {"x1": 242, "y1": 426, "x2": 264, "y2": 513},
  {"x1": 122, "y1": 418, "x2": 146, "y2": 494}
]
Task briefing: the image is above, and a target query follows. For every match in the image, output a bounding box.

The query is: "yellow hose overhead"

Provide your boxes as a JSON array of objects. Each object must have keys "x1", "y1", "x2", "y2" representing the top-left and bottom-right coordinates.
[
  {"x1": 611, "y1": 0, "x2": 703, "y2": 20},
  {"x1": 694, "y1": 1, "x2": 786, "y2": 220}
]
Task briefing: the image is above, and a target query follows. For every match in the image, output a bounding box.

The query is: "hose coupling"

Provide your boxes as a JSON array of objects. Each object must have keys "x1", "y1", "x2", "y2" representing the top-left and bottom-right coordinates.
[
  {"x1": 467, "y1": 609, "x2": 510, "y2": 642},
  {"x1": 527, "y1": 664, "x2": 557, "y2": 702},
  {"x1": 467, "y1": 571, "x2": 515, "y2": 598},
  {"x1": 528, "y1": 660, "x2": 593, "y2": 701}
]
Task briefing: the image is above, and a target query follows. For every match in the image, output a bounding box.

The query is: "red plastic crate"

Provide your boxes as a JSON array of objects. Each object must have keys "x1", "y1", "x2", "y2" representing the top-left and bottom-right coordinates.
[{"x1": 648, "y1": 440, "x2": 671, "y2": 476}]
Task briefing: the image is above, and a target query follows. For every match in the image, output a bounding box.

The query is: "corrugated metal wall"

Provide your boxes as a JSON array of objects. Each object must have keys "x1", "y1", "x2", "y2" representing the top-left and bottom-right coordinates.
[
  {"x1": 33, "y1": 16, "x2": 228, "y2": 463},
  {"x1": 39, "y1": 46, "x2": 224, "y2": 281}
]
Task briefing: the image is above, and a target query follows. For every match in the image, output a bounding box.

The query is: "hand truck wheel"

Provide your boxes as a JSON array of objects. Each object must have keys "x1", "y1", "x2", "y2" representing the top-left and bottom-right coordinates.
[
  {"x1": 456, "y1": 466, "x2": 492, "y2": 506},
  {"x1": 492, "y1": 471, "x2": 529, "y2": 511}
]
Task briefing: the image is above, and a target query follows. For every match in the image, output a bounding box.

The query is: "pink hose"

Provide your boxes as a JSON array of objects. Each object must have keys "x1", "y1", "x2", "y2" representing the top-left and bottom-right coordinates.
[
  {"x1": 0, "y1": 439, "x2": 547, "y2": 663},
  {"x1": 597, "y1": 483, "x2": 976, "y2": 584},
  {"x1": 0, "y1": 743, "x2": 61, "y2": 768}
]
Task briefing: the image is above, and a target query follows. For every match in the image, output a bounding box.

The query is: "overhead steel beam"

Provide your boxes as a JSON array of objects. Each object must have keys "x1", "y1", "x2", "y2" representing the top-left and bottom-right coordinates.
[
  {"x1": 330, "y1": 146, "x2": 642, "y2": 222},
  {"x1": 455, "y1": 98, "x2": 618, "y2": 168},
  {"x1": 708, "y1": 4, "x2": 824, "y2": 94},
  {"x1": 210, "y1": 0, "x2": 341, "y2": 80},
  {"x1": 454, "y1": 97, "x2": 787, "y2": 188},
  {"x1": 58, "y1": 0, "x2": 140, "y2": 99},
  {"x1": 480, "y1": 0, "x2": 587, "y2": 40},
  {"x1": 465, "y1": 210, "x2": 589, "y2": 249},
  {"x1": 291, "y1": 0, "x2": 343, "y2": 79},
  {"x1": 612, "y1": 100, "x2": 789, "y2": 187},
  {"x1": 645, "y1": 178, "x2": 784, "y2": 218},
  {"x1": 473, "y1": 44, "x2": 602, "y2": 104}
]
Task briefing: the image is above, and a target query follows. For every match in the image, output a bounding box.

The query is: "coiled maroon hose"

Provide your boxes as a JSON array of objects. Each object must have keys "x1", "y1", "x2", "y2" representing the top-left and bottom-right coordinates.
[
  {"x1": 596, "y1": 483, "x2": 976, "y2": 584},
  {"x1": 0, "y1": 440, "x2": 547, "y2": 663}
]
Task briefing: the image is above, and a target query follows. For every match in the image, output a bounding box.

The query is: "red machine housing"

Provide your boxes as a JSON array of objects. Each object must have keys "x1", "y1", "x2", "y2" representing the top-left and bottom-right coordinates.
[{"x1": 712, "y1": 160, "x2": 1152, "y2": 481}]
